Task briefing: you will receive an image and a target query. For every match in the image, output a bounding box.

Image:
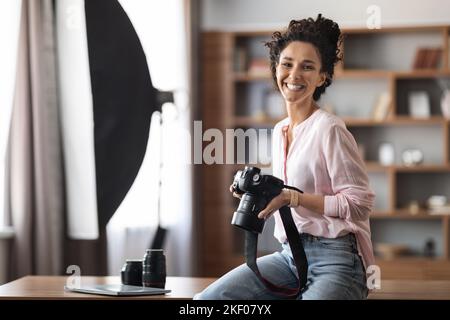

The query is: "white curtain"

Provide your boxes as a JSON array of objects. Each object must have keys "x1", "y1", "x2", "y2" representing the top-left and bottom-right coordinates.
[
  {"x1": 0, "y1": 0, "x2": 22, "y2": 227},
  {"x1": 107, "y1": 0, "x2": 193, "y2": 276},
  {"x1": 55, "y1": 0, "x2": 99, "y2": 240}
]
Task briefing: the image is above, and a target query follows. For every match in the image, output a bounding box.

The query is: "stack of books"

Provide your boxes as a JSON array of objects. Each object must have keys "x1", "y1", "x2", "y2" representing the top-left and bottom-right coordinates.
[{"x1": 412, "y1": 47, "x2": 442, "y2": 69}]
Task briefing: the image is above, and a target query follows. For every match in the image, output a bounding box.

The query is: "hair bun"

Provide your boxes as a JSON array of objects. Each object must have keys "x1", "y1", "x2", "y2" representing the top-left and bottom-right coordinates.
[{"x1": 315, "y1": 14, "x2": 341, "y2": 47}]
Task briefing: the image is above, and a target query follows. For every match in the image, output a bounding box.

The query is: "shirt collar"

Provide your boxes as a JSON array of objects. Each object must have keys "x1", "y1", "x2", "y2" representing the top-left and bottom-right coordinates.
[{"x1": 281, "y1": 109, "x2": 321, "y2": 135}]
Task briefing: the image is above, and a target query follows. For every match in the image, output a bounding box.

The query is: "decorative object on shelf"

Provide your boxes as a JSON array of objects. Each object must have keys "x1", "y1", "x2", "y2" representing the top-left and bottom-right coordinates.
[
  {"x1": 441, "y1": 89, "x2": 450, "y2": 119},
  {"x1": 247, "y1": 57, "x2": 270, "y2": 77},
  {"x1": 263, "y1": 89, "x2": 286, "y2": 119},
  {"x1": 427, "y1": 195, "x2": 450, "y2": 215},
  {"x1": 412, "y1": 47, "x2": 442, "y2": 69},
  {"x1": 423, "y1": 238, "x2": 436, "y2": 258},
  {"x1": 371, "y1": 92, "x2": 392, "y2": 121},
  {"x1": 407, "y1": 200, "x2": 421, "y2": 215},
  {"x1": 234, "y1": 46, "x2": 248, "y2": 73},
  {"x1": 408, "y1": 91, "x2": 430, "y2": 118},
  {"x1": 375, "y1": 243, "x2": 410, "y2": 260},
  {"x1": 378, "y1": 142, "x2": 395, "y2": 165},
  {"x1": 427, "y1": 195, "x2": 447, "y2": 207},
  {"x1": 401, "y1": 148, "x2": 424, "y2": 166}
]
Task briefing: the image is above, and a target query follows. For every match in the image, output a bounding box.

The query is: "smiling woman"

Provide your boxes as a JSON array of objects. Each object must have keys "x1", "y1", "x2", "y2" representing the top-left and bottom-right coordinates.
[{"x1": 196, "y1": 14, "x2": 375, "y2": 300}]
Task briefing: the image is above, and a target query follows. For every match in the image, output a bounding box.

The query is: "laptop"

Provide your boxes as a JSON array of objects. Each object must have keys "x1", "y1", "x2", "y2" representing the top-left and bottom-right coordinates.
[{"x1": 64, "y1": 284, "x2": 171, "y2": 296}]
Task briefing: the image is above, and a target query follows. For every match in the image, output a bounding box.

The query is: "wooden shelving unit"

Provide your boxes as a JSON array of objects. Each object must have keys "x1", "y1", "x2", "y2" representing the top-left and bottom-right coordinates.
[{"x1": 200, "y1": 25, "x2": 450, "y2": 278}]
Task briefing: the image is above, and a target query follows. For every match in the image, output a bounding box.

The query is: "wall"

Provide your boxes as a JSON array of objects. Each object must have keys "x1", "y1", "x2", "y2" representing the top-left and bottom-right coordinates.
[{"x1": 201, "y1": 0, "x2": 450, "y2": 31}]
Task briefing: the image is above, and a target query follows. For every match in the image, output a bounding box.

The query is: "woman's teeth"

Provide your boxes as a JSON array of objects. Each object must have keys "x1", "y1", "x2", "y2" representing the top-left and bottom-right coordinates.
[{"x1": 286, "y1": 83, "x2": 305, "y2": 91}]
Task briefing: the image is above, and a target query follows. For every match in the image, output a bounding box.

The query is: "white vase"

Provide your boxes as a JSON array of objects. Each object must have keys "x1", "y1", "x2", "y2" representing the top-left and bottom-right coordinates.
[
  {"x1": 379, "y1": 143, "x2": 394, "y2": 166},
  {"x1": 441, "y1": 90, "x2": 450, "y2": 119}
]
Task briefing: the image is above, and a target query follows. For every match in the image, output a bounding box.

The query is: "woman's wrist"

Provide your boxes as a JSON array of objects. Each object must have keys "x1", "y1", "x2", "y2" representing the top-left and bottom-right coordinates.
[
  {"x1": 281, "y1": 189, "x2": 291, "y2": 206},
  {"x1": 283, "y1": 189, "x2": 300, "y2": 207},
  {"x1": 289, "y1": 190, "x2": 300, "y2": 207}
]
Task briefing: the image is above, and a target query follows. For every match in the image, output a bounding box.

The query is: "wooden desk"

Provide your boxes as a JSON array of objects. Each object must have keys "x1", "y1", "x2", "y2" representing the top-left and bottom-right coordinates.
[
  {"x1": 0, "y1": 276, "x2": 217, "y2": 300},
  {"x1": 1, "y1": 276, "x2": 450, "y2": 300},
  {"x1": 368, "y1": 280, "x2": 450, "y2": 300}
]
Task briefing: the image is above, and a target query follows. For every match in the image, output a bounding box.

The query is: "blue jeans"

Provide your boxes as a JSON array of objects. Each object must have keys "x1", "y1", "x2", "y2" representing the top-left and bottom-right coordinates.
[{"x1": 194, "y1": 233, "x2": 368, "y2": 300}]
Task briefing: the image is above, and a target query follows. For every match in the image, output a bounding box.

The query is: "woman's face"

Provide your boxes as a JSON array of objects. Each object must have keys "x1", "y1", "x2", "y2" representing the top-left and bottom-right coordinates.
[{"x1": 276, "y1": 41, "x2": 326, "y2": 105}]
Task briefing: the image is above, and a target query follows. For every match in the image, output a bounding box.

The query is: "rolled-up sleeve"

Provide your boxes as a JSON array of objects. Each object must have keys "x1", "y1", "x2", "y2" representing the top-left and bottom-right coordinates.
[{"x1": 323, "y1": 125, "x2": 375, "y2": 221}]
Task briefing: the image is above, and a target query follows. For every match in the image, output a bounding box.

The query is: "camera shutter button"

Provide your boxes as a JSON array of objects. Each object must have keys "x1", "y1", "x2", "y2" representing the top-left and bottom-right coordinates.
[{"x1": 253, "y1": 174, "x2": 260, "y2": 182}]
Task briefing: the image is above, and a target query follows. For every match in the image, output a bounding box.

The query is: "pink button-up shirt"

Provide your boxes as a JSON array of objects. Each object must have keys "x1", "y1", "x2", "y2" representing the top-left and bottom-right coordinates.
[{"x1": 272, "y1": 108, "x2": 375, "y2": 270}]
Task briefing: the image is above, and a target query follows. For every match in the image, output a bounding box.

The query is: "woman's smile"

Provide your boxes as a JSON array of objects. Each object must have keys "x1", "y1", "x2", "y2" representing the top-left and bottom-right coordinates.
[{"x1": 284, "y1": 82, "x2": 307, "y2": 92}]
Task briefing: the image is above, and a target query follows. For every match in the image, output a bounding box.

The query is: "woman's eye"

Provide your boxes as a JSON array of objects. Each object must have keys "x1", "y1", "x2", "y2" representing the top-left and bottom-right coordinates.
[
  {"x1": 282, "y1": 63, "x2": 291, "y2": 68},
  {"x1": 303, "y1": 65, "x2": 314, "y2": 70}
]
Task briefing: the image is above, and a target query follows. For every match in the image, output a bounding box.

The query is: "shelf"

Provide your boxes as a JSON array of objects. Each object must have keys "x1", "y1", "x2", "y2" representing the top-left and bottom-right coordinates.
[
  {"x1": 365, "y1": 162, "x2": 450, "y2": 172},
  {"x1": 371, "y1": 210, "x2": 448, "y2": 219},
  {"x1": 233, "y1": 72, "x2": 271, "y2": 82},
  {"x1": 344, "y1": 116, "x2": 448, "y2": 126},
  {"x1": 374, "y1": 256, "x2": 447, "y2": 263},
  {"x1": 227, "y1": 163, "x2": 271, "y2": 170},
  {"x1": 233, "y1": 116, "x2": 283, "y2": 127},
  {"x1": 235, "y1": 116, "x2": 449, "y2": 128},
  {"x1": 335, "y1": 69, "x2": 450, "y2": 79},
  {"x1": 365, "y1": 162, "x2": 390, "y2": 172},
  {"x1": 395, "y1": 164, "x2": 450, "y2": 172},
  {"x1": 342, "y1": 25, "x2": 449, "y2": 35},
  {"x1": 233, "y1": 31, "x2": 273, "y2": 37},
  {"x1": 394, "y1": 69, "x2": 450, "y2": 78},
  {"x1": 335, "y1": 70, "x2": 393, "y2": 79}
]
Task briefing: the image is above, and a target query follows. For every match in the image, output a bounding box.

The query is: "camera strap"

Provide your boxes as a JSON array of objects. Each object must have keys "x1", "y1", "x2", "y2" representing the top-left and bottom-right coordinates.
[{"x1": 245, "y1": 205, "x2": 308, "y2": 299}]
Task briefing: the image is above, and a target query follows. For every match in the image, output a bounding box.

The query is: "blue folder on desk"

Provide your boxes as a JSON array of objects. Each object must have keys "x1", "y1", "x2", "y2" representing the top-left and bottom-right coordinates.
[{"x1": 64, "y1": 284, "x2": 171, "y2": 296}]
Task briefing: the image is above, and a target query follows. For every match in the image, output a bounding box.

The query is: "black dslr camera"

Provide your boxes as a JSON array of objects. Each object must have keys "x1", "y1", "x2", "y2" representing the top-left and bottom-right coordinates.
[{"x1": 231, "y1": 167, "x2": 285, "y2": 234}]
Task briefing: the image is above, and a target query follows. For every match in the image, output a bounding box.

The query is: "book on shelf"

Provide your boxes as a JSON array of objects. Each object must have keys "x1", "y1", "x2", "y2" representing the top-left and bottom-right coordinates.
[
  {"x1": 247, "y1": 58, "x2": 270, "y2": 77},
  {"x1": 234, "y1": 46, "x2": 248, "y2": 73},
  {"x1": 371, "y1": 92, "x2": 392, "y2": 121},
  {"x1": 412, "y1": 47, "x2": 442, "y2": 69}
]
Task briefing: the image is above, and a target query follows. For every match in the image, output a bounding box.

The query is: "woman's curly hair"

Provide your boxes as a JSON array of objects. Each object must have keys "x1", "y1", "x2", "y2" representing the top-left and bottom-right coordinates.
[{"x1": 265, "y1": 14, "x2": 343, "y2": 101}]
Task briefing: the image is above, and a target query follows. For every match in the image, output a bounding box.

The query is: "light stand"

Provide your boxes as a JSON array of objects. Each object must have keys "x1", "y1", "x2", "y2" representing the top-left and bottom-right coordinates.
[{"x1": 150, "y1": 90, "x2": 174, "y2": 250}]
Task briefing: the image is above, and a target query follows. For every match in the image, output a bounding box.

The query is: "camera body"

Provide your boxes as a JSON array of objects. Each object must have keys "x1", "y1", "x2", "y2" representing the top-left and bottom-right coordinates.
[{"x1": 231, "y1": 167, "x2": 284, "y2": 233}]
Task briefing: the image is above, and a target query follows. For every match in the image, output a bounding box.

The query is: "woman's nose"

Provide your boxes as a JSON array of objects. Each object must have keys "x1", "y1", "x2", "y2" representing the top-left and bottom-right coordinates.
[
  {"x1": 289, "y1": 65, "x2": 303, "y2": 80},
  {"x1": 289, "y1": 70, "x2": 302, "y2": 80}
]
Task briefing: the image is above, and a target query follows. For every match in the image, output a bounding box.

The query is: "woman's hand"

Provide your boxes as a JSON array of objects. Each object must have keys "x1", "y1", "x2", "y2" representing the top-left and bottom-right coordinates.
[
  {"x1": 257, "y1": 189, "x2": 291, "y2": 220},
  {"x1": 229, "y1": 184, "x2": 242, "y2": 199}
]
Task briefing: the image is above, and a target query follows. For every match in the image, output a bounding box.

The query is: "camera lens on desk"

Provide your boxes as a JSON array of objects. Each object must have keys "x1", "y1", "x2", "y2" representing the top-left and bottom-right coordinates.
[
  {"x1": 121, "y1": 259, "x2": 143, "y2": 286},
  {"x1": 142, "y1": 249, "x2": 166, "y2": 289}
]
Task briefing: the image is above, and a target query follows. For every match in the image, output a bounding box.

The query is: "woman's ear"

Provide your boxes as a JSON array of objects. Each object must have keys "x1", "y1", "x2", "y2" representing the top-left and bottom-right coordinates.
[{"x1": 317, "y1": 72, "x2": 328, "y2": 87}]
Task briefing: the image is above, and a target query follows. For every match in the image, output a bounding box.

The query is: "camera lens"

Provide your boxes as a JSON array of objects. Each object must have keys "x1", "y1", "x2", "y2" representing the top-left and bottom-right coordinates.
[
  {"x1": 232, "y1": 193, "x2": 267, "y2": 233},
  {"x1": 142, "y1": 249, "x2": 166, "y2": 289},
  {"x1": 121, "y1": 259, "x2": 143, "y2": 286}
]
